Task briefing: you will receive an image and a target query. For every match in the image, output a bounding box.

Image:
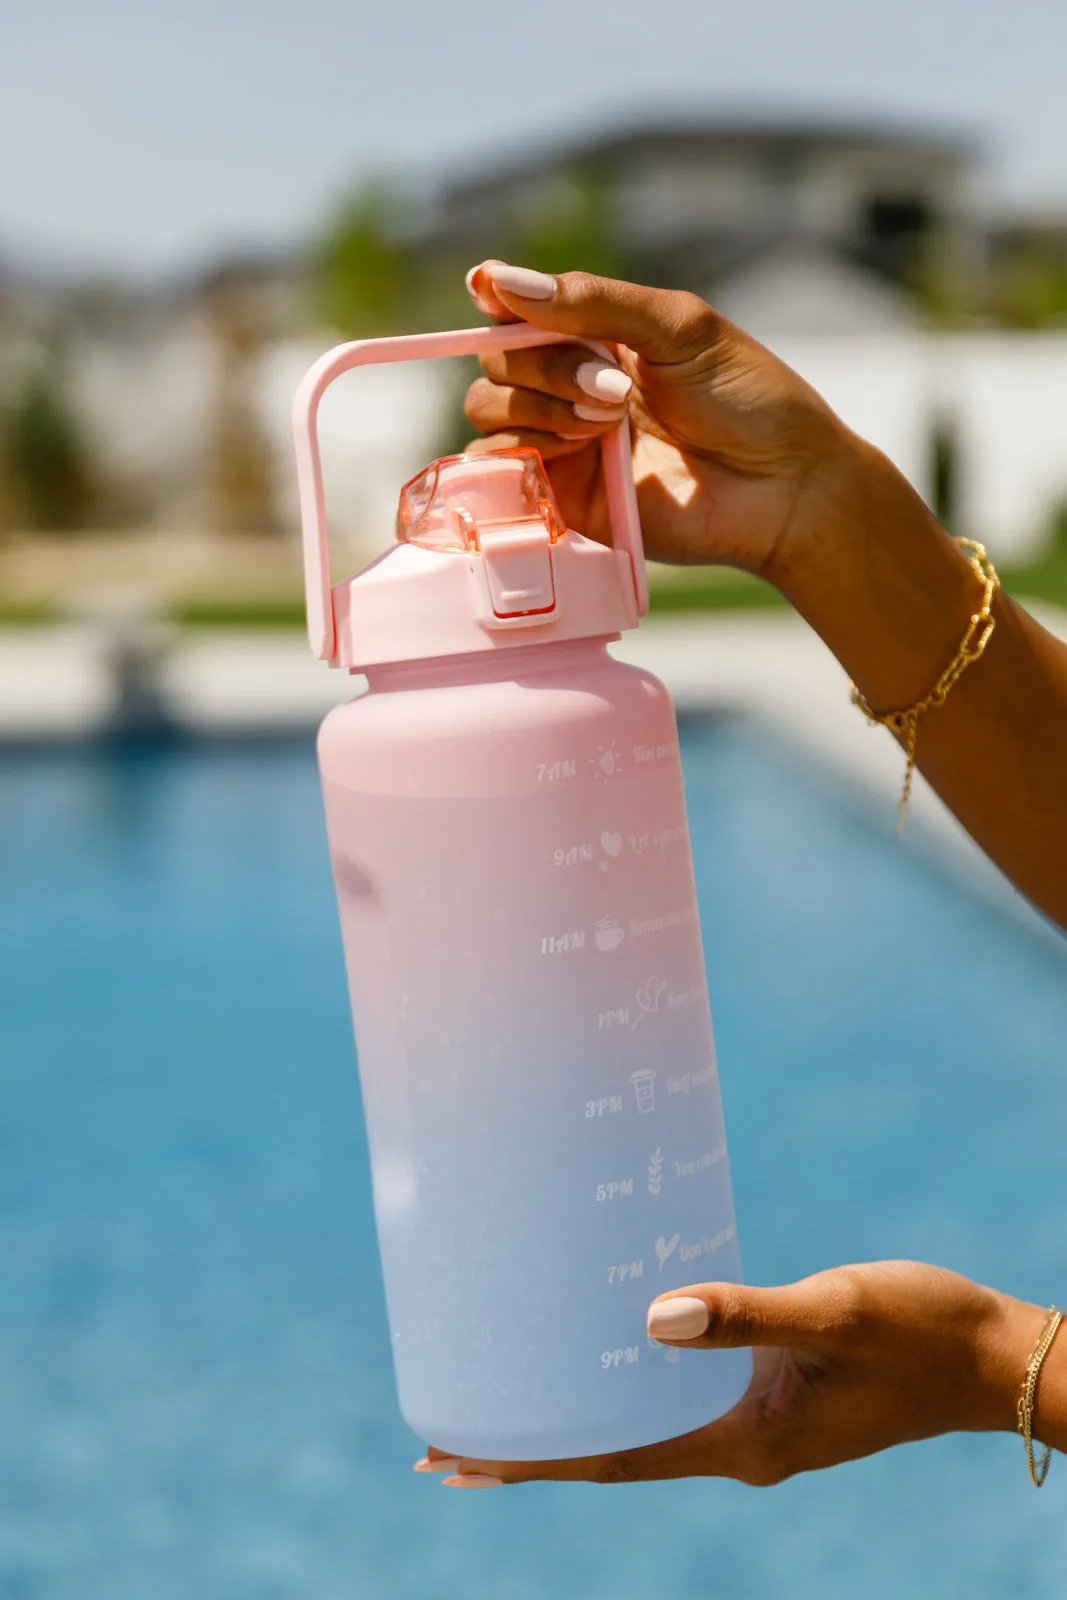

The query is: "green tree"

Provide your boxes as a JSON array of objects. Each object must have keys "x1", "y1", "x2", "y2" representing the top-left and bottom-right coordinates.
[
  {"x1": 313, "y1": 182, "x2": 416, "y2": 337},
  {"x1": 7, "y1": 364, "x2": 93, "y2": 531},
  {"x1": 507, "y1": 165, "x2": 632, "y2": 281},
  {"x1": 989, "y1": 244, "x2": 1067, "y2": 329}
]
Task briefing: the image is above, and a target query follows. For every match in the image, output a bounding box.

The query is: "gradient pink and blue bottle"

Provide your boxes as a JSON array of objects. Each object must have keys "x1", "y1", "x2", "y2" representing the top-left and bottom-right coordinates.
[
  {"x1": 319, "y1": 638, "x2": 751, "y2": 1461},
  {"x1": 294, "y1": 324, "x2": 751, "y2": 1461}
]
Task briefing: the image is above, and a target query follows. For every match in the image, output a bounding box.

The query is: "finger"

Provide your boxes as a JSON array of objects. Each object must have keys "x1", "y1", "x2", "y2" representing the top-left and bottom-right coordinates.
[
  {"x1": 415, "y1": 1442, "x2": 592, "y2": 1486},
  {"x1": 465, "y1": 375, "x2": 627, "y2": 441},
  {"x1": 648, "y1": 1273, "x2": 853, "y2": 1351},
  {"x1": 417, "y1": 1362, "x2": 785, "y2": 1489},
  {"x1": 465, "y1": 259, "x2": 523, "y2": 323},
  {"x1": 471, "y1": 261, "x2": 722, "y2": 364},
  {"x1": 413, "y1": 1449, "x2": 461, "y2": 1474},
  {"x1": 462, "y1": 428, "x2": 594, "y2": 464},
  {"x1": 479, "y1": 343, "x2": 633, "y2": 409},
  {"x1": 434, "y1": 1433, "x2": 702, "y2": 1487}
]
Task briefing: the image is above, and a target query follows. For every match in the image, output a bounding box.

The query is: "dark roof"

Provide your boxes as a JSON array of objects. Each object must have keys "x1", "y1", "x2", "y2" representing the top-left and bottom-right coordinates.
[{"x1": 441, "y1": 114, "x2": 976, "y2": 204}]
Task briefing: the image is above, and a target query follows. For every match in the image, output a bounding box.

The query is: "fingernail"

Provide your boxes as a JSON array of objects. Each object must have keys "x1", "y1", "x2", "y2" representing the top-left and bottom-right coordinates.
[
  {"x1": 442, "y1": 1473, "x2": 505, "y2": 1489},
  {"x1": 647, "y1": 1296, "x2": 710, "y2": 1341},
  {"x1": 573, "y1": 401, "x2": 628, "y2": 422},
  {"x1": 414, "y1": 1455, "x2": 460, "y2": 1474},
  {"x1": 488, "y1": 264, "x2": 557, "y2": 301},
  {"x1": 576, "y1": 360, "x2": 632, "y2": 403},
  {"x1": 465, "y1": 264, "x2": 498, "y2": 314}
]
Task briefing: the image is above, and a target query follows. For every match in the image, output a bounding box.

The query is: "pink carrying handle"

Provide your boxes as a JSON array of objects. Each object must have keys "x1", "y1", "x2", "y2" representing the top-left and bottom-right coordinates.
[{"x1": 292, "y1": 324, "x2": 648, "y2": 663}]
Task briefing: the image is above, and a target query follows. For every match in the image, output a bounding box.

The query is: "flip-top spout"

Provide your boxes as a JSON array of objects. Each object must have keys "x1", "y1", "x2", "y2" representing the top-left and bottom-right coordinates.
[
  {"x1": 398, "y1": 450, "x2": 565, "y2": 554},
  {"x1": 292, "y1": 323, "x2": 648, "y2": 668},
  {"x1": 397, "y1": 448, "x2": 562, "y2": 622}
]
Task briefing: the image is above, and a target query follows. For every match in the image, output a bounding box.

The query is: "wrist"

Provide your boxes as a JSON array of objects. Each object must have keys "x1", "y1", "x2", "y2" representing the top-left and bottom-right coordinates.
[
  {"x1": 765, "y1": 427, "x2": 980, "y2": 712},
  {"x1": 969, "y1": 1293, "x2": 1053, "y2": 1436}
]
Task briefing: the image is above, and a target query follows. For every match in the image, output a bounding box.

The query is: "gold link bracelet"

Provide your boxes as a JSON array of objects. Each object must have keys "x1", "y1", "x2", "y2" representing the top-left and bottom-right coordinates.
[
  {"x1": 1017, "y1": 1308, "x2": 1063, "y2": 1487},
  {"x1": 850, "y1": 538, "x2": 1000, "y2": 832}
]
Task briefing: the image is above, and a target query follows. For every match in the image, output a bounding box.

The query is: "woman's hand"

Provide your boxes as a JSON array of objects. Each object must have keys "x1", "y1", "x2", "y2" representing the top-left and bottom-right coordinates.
[
  {"x1": 415, "y1": 1263, "x2": 1062, "y2": 1488},
  {"x1": 462, "y1": 259, "x2": 857, "y2": 579},
  {"x1": 462, "y1": 262, "x2": 1067, "y2": 931}
]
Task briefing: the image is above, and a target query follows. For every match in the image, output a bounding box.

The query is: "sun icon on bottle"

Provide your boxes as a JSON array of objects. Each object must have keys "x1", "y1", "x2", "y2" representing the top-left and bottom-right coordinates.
[{"x1": 591, "y1": 739, "x2": 620, "y2": 779}]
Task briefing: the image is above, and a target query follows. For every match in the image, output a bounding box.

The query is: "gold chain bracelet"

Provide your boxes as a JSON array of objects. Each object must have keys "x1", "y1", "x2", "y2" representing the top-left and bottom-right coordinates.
[
  {"x1": 1017, "y1": 1307, "x2": 1063, "y2": 1487},
  {"x1": 849, "y1": 537, "x2": 1000, "y2": 833}
]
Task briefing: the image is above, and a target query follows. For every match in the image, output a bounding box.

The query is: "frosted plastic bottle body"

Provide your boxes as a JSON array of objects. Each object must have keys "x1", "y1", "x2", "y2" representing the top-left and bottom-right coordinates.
[{"x1": 318, "y1": 637, "x2": 750, "y2": 1461}]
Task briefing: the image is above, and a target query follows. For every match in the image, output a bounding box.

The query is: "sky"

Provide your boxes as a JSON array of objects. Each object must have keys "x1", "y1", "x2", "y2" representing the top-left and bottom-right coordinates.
[{"x1": 2, "y1": 0, "x2": 1066, "y2": 277}]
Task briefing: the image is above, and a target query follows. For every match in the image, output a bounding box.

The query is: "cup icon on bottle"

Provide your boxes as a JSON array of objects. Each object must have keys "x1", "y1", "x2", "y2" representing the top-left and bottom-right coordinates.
[
  {"x1": 630, "y1": 1068, "x2": 656, "y2": 1114},
  {"x1": 595, "y1": 915, "x2": 625, "y2": 952}
]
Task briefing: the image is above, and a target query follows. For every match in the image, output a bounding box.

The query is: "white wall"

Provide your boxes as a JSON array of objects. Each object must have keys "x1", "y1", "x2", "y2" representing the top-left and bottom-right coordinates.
[
  {"x1": 70, "y1": 332, "x2": 456, "y2": 569},
  {"x1": 769, "y1": 332, "x2": 1067, "y2": 562},
  {"x1": 69, "y1": 327, "x2": 1067, "y2": 568},
  {"x1": 259, "y1": 341, "x2": 455, "y2": 572},
  {"x1": 936, "y1": 337, "x2": 1067, "y2": 558}
]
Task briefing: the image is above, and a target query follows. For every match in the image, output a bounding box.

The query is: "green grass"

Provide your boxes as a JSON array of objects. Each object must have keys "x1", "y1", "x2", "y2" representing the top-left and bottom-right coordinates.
[
  {"x1": 2, "y1": 543, "x2": 1066, "y2": 629},
  {"x1": 167, "y1": 569, "x2": 788, "y2": 626},
  {"x1": 0, "y1": 601, "x2": 59, "y2": 625},
  {"x1": 1002, "y1": 544, "x2": 1067, "y2": 608},
  {"x1": 172, "y1": 597, "x2": 309, "y2": 628},
  {"x1": 646, "y1": 568, "x2": 787, "y2": 614}
]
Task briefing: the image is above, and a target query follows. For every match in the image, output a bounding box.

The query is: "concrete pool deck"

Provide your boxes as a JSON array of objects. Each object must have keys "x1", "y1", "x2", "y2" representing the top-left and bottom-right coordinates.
[{"x1": 3, "y1": 606, "x2": 1065, "y2": 942}]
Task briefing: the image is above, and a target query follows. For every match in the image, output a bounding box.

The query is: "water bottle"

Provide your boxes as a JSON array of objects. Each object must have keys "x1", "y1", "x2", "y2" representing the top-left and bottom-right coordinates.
[{"x1": 293, "y1": 324, "x2": 750, "y2": 1462}]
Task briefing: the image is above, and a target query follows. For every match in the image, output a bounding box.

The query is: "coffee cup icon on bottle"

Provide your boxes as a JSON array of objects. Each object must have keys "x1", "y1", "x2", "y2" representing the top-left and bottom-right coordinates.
[{"x1": 630, "y1": 1068, "x2": 656, "y2": 1114}]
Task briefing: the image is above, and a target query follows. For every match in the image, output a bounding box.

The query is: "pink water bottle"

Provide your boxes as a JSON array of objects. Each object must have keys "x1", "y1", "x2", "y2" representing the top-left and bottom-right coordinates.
[{"x1": 293, "y1": 325, "x2": 750, "y2": 1462}]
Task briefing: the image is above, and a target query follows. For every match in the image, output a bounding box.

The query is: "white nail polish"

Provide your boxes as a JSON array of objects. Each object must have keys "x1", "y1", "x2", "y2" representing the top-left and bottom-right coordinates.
[
  {"x1": 442, "y1": 1473, "x2": 505, "y2": 1489},
  {"x1": 573, "y1": 401, "x2": 627, "y2": 422},
  {"x1": 647, "y1": 1296, "x2": 710, "y2": 1342},
  {"x1": 414, "y1": 1455, "x2": 460, "y2": 1473},
  {"x1": 575, "y1": 361, "x2": 632, "y2": 404},
  {"x1": 489, "y1": 264, "x2": 557, "y2": 301},
  {"x1": 464, "y1": 266, "x2": 481, "y2": 299}
]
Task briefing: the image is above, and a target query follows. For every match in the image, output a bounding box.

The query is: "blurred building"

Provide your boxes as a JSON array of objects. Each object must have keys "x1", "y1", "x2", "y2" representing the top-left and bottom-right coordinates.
[
  {"x1": 4, "y1": 116, "x2": 1067, "y2": 582},
  {"x1": 62, "y1": 259, "x2": 305, "y2": 535},
  {"x1": 433, "y1": 118, "x2": 978, "y2": 298},
  {"x1": 710, "y1": 237, "x2": 922, "y2": 339}
]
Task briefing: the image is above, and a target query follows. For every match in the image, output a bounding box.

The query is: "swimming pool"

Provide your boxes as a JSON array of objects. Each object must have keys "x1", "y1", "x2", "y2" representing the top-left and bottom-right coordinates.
[{"x1": 2, "y1": 719, "x2": 1065, "y2": 1599}]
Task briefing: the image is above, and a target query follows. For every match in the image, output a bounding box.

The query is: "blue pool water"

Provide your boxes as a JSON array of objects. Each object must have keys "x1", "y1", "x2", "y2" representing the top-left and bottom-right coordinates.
[{"x1": 1, "y1": 718, "x2": 1066, "y2": 1599}]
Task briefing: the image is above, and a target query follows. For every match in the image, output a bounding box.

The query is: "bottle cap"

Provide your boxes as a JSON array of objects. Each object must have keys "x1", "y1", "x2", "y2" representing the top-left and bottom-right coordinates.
[{"x1": 293, "y1": 324, "x2": 648, "y2": 671}]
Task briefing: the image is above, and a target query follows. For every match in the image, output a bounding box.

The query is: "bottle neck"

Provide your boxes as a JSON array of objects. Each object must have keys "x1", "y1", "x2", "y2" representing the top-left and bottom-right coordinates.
[{"x1": 362, "y1": 634, "x2": 618, "y2": 694}]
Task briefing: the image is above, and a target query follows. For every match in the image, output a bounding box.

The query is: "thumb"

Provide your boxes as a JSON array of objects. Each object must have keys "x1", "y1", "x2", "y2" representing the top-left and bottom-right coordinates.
[
  {"x1": 469, "y1": 260, "x2": 721, "y2": 365},
  {"x1": 648, "y1": 1275, "x2": 839, "y2": 1350}
]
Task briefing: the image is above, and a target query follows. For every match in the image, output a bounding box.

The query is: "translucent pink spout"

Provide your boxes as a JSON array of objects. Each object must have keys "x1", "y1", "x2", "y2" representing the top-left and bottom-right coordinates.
[{"x1": 292, "y1": 325, "x2": 648, "y2": 665}]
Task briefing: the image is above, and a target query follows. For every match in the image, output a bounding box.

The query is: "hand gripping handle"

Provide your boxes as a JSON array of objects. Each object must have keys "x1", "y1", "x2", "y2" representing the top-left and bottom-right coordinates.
[{"x1": 292, "y1": 324, "x2": 648, "y2": 663}]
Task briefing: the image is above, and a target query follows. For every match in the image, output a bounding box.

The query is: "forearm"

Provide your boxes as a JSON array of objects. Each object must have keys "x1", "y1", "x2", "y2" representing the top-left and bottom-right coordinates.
[{"x1": 772, "y1": 433, "x2": 1067, "y2": 930}]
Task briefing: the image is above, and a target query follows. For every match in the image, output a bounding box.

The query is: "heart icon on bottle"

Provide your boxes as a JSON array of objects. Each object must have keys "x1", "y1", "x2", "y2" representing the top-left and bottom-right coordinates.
[
  {"x1": 600, "y1": 831, "x2": 623, "y2": 857},
  {"x1": 655, "y1": 1233, "x2": 681, "y2": 1269}
]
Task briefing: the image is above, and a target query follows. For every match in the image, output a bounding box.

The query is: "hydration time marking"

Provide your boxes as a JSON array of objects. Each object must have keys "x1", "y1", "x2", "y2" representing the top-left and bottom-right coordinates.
[
  {"x1": 601, "y1": 1346, "x2": 640, "y2": 1369},
  {"x1": 585, "y1": 1095, "x2": 624, "y2": 1118},
  {"x1": 537, "y1": 759, "x2": 577, "y2": 783},
  {"x1": 541, "y1": 929, "x2": 586, "y2": 955},
  {"x1": 607, "y1": 1260, "x2": 644, "y2": 1284}
]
